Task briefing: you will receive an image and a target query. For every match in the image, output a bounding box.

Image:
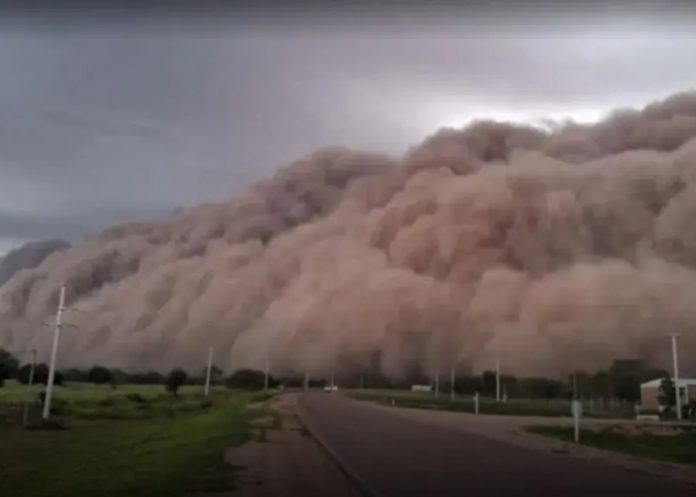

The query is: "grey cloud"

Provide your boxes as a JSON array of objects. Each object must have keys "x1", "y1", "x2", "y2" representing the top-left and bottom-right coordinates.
[{"x1": 1, "y1": 11, "x2": 696, "y2": 252}]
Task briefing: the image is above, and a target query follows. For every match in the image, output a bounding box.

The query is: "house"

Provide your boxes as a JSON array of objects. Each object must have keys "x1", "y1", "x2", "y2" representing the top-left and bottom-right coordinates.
[{"x1": 640, "y1": 378, "x2": 696, "y2": 410}]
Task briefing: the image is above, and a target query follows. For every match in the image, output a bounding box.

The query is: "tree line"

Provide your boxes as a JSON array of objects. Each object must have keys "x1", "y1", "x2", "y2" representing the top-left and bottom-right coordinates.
[
  {"x1": 0, "y1": 348, "x2": 673, "y2": 401},
  {"x1": 0, "y1": 348, "x2": 282, "y2": 395}
]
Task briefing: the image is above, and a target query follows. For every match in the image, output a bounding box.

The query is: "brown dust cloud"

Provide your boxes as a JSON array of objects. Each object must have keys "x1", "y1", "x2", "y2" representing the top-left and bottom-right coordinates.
[{"x1": 3, "y1": 91, "x2": 696, "y2": 379}]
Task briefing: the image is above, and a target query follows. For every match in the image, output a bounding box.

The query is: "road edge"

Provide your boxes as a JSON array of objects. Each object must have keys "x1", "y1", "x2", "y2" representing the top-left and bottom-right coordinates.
[{"x1": 295, "y1": 393, "x2": 382, "y2": 497}]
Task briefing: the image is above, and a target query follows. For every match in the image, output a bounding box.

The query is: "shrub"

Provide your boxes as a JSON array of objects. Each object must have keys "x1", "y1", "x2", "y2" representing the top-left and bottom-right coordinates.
[{"x1": 125, "y1": 393, "x2": 145, "y2": 403}]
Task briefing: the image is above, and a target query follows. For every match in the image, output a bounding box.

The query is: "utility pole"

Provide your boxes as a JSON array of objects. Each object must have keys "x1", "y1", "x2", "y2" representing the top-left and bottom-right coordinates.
[
  {"x1": 22, "y1": 348, "x2": 36, "y2": 426},
  {"x1": 450, "y1": 367, "x2": 455, "y2": 401},
  {"x1": 204, "y1": 347, "x2": 213, "y2": 397},
  {"x1": 43, "y1": 284, "x2": 66, "y2": 420},
  {"x1": 573, "y1": 372, "x2": 578, "y2": 399},
  {"x1": 495, "y1": 359, "x2": 501, "y2": 403},
  {"x1": 264, "y1": 360, "x2": 270, "y2": 391},
  {"x1": 670, "y1": 333, "x2": 682, "y2": 421}
]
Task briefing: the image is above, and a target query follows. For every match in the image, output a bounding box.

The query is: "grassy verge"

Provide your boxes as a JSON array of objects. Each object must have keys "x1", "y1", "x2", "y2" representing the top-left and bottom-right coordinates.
[
  {"x1": 0, "y1": 384, "x2": 263, "y2": 497},
  {"x1": 0, "y1": 382, "x2": 226, "y2": 420},
  {"x1": 348, "y1": 389, "x2": 633, "y2": 418},
  {"x1": 527, "y1": 425, "x2": 696, "y2": 465}
]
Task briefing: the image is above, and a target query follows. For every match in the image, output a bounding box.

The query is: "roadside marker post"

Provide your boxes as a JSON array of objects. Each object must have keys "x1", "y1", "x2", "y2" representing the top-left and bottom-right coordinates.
[
  {"x1": 572, "y1": 400, "x2": 582, "y2": 443},
  {"x1": 19, "y1": 348, "x2": 37, "y2": 426},
  {"x1": 450, "y1": 368, "x2": 455, "y2": 401},
  {"x1": 474, "y1": 392, "x2": 479, "y2": 415}
]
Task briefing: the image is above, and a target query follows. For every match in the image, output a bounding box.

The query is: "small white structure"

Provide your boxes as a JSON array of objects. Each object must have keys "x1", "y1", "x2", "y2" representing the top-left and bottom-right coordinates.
[
  {"x1": 411, "y1": 384, "x2": 432, "y2": 393},
  {"x1": 640, "y1": 377, "x2": 696, "y2": 411}
]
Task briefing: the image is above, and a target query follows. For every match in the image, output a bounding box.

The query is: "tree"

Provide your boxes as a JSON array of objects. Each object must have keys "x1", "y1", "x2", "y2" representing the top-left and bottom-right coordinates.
[
  {"x1": 110, "y1": 369, "x2": 129, "y2": 386},
  {"x1": 166, "y1": 369, "x2": 187, "y2": 396},
  {"x1": 62, "y1": 368, "x2": 88, "y2": 382},
  {"x1": 127, "y1": 371, "x2": 165, "y2": 384},
  {"x1": 0, "y1": 348, "x2": 19, "y2": 386},
  {"x1": 198, "y1": 365, "x2": 224, "y2": 385},
  {"x1": 210, "y1": 365, "x2": 223, "y2": 382},
  {"x1": 454, "y1": 375, "x2": 483, "y2": 395},
  {"x1": 226, "y1": 369, "x2": 276, "y2": 390},
  {"x1": 658, "y1": 377, "x2": 676, "y2": 411},
  {"x1": 611, "y1": 373, "x2": 643, "y2": 402},
  {"x1": 589, "y1": 371, "x2": 611, "y2": 398},
  {"x1": 568, "y1": 371, "x2": 591, "y2": 398},
  {"x1": 516, "y1": 378, "x2": 565, "y2": 399},
  {"x1": 17, "y1": 363, "x2": 63, "y2": 386},
  {"x1": 481, "y1": 370, "x2": 497, "y2": 396},
  {"x1": 608, "y1": 359, "x2": 670, "y2": 402},
  {"x1": 87, "y1": 366, "x2": 113, "y2": 385}
]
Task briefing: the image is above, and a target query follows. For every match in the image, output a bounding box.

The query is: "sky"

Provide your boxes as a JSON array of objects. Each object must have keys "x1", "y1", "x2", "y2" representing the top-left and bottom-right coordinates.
[{"x1": 1, "y1": 1, "x2": 696, "y2": 254}]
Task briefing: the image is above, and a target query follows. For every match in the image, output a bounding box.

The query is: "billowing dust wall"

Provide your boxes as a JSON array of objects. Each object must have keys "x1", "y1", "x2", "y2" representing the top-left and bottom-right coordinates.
[{"x1": 3, "y1": 91, "x2": 696, "y2": 378}]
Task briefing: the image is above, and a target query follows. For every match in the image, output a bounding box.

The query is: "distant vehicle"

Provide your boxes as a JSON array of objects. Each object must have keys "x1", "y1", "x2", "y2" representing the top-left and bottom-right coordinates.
[
  {"x1": 323, "y1": 385, "x2": 339, "y2": 392},
  {"x1": 411, "y1": 384, "x2": 432, "y2": 392}
]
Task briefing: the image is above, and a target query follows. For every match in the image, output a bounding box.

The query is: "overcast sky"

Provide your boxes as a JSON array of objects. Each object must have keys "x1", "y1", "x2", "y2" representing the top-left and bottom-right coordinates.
[{"x1": 1, "y1": 2, "x2": 696, "y2": 254}]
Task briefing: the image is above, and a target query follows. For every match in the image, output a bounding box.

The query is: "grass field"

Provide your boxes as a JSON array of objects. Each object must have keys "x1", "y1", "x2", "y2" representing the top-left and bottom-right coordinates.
[
  {"x1": 527, "y1": 425, "x2": 696, "y2": 466},
  {"x1": 0, "y1": 382, "x2": 267, "y2": 497},
  {"x1": 348, "y1": 389, "x2": 635, "y2": 418}
]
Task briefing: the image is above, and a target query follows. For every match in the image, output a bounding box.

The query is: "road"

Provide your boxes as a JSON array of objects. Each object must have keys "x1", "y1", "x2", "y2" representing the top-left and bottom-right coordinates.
[{"x1": 297, "y1": 392, "x2": 696, "y2": 497}]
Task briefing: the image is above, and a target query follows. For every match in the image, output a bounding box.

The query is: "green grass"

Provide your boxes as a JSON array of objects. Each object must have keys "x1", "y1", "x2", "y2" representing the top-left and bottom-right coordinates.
[
  {"x1": 527, "y1": 425, "x2": 696, "y2": 465},
  {"x1": 348, "y1": 389, "x2": 633, "y2": 418},
  {"x1": 0, "y1": 382, "x2": 265, "y2": 497},
  {"x1": 0, "y1": 381, "x2": 228, "y2": 420}
]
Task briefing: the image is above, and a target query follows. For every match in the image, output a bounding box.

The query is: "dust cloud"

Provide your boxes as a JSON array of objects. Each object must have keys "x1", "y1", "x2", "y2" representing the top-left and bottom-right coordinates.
[{"x1": 3, "y1": 91, "x2": 696, "y2": 378}]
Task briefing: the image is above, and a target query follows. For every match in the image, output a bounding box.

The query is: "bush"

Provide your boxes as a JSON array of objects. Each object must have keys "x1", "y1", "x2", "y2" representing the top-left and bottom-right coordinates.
[
  {"x1": 125, "y1": 393, "x2": 145, "y2": 403},
  {"x1": 97, "y1": 397, "x2": 115, "y2": 407}
]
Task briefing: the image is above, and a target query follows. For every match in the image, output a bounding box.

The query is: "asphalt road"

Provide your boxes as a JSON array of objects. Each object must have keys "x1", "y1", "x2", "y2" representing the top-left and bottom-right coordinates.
[{"x1": 297, "y1": 392, "x2": 696, "y2": 497}]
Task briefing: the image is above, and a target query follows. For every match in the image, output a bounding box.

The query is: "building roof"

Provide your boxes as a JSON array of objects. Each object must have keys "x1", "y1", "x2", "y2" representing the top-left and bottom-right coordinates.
[{"x1": 640, "y1": 378, "x2": 696, "y2": 388}]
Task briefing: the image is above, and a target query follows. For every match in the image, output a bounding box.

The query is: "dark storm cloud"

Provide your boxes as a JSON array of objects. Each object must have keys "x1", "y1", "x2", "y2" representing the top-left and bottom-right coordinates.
[{"x1": 1, "y1": 1, "x2": 696, "y2": 252}]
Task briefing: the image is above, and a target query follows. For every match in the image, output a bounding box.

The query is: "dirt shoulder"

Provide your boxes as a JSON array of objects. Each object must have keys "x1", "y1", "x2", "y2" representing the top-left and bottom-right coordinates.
[{"x1": 224, "y1": 393, "x2": 363, "y2": 497}]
